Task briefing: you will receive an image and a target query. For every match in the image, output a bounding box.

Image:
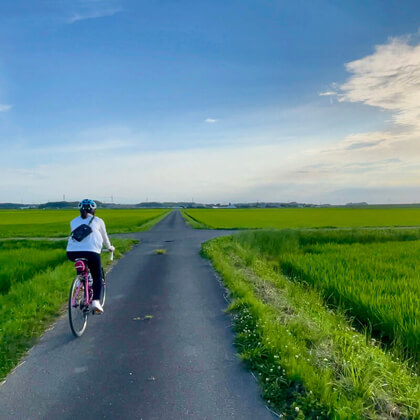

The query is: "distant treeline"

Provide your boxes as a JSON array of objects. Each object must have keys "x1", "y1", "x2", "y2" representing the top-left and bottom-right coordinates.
[{"x1": 1, "y1": 201, "x2": 420, "y2": 210}]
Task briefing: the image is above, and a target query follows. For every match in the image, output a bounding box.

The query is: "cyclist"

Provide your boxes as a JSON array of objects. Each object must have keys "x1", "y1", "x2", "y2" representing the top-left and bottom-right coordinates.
[{"x1": 66, "y1": 199, "x2": 115, "y2": 313}]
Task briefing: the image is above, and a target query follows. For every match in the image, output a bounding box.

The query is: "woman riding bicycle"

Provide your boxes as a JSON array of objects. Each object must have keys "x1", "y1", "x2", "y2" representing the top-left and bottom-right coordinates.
[{"x1": 67, "y1": 199, "x2": 115, "y2": 313}]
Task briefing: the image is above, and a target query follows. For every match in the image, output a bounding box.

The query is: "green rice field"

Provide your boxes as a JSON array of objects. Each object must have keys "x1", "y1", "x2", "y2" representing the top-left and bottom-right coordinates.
[
  {"x1": 0, "y1": 208, "x2": 169, "y2": 237},
  {"x1": 0, "y1": 240, "x2": 68, "y2": 294},
  {"x1": 235, "y1": 229, "x2": 420, "y2": 361},
  {"x1": 184, "y1": 208, "x2": 420, "y2": 229},
  {"x1": 0, "y1": 238, "x2": 137, "y2": 380},
  {"x1": 0, "y1": 209, "x2": 164, "y2": 380},
  {"x1": 204, "y1": 228, "x2": 420, "y2": 418}
]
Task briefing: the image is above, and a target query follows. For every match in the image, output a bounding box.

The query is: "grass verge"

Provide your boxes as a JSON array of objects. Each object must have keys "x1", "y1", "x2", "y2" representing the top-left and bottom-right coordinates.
[
  {"x1": 0, "y1": 238, "x2": 137, "y2": 381},
  {"x1": 202, "y1": 236, "x2": 419, "y2": 419},
  {"x1": 181, "y1": 210, "x2": 210, "y2": 229}
]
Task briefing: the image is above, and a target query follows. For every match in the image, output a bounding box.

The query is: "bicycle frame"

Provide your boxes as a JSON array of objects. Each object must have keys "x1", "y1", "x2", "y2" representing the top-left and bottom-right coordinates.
[
  {"x1": 72, "y1": 250, "x2": 111, "y2": 309},
  {"x1": 72, "y1": 260, "x2": 93, "y2": 309},
  {"x1": 69, "y1": 250, "x2": 111, "y2": 336}
]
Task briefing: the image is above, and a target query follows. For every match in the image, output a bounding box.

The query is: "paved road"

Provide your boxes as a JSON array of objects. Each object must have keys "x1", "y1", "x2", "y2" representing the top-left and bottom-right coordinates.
[{"x1": 0, "y1": 211, "x2": 274, "y2": 419}]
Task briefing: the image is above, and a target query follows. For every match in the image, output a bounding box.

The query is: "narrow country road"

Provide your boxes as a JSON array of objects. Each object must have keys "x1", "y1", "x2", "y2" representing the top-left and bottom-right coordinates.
[{"x1": 0, "y1": 211, "x2": 275, "y2": 419}]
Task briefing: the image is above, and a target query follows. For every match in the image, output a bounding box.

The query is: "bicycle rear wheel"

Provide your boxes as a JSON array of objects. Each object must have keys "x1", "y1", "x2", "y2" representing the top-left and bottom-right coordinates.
[
  {"x1": 69, "y1": 276, "x2": 88, "y2": 337},
  {"x1": 100, "y1": 267, "x2": 106, "y2": 307}
]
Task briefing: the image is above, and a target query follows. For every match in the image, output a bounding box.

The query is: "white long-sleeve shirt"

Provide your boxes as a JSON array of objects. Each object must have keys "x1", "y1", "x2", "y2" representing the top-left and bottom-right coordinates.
[{"x1": 66, "y1": 214, "x2": 111, "y2": 254}]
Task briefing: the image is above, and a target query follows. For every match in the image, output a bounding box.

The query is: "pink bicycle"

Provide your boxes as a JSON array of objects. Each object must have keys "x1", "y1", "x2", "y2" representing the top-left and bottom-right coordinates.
[{"x1": 68, "y1": 251, "x2": 113, "y2": 337}]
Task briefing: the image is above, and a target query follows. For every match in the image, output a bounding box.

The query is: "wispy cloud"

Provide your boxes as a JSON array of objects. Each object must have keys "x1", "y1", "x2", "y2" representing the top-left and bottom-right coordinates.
[
  {"x1": 319, "y1": 91, "x2": 337, "y2": 96},
  {"x1": 0, "y1": 144, "x2": 301, "y2": 202},
  {"x1": 273, "y1": 34, "x2": 420, "y2": 201},
  {"x1": 0, "y1": 104, "x2": 12, "y2": 112},
  {"x1": 67, "y1": 8, "x2": 122, "y2": 23},
  {"x1": 339, "y1": 36, "x2": 420, "y2": 129},
  {"x1": 1, "y1": 132, "x2": 419, "y2": 204},
  {"x1": 3, "y1": 35, "x2": 420, "y2": 204},
  {"x1": 345, "y1": 139, "x2": 385, "y2": 150},
  {"x1": 317, "y1": 36, "x2": 420, "y2": 169}
]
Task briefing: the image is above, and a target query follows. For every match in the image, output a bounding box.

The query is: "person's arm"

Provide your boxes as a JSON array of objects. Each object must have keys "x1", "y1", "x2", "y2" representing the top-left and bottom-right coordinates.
[{"x1": 99, "y1": 219, "x2": 113, "y2": 250}]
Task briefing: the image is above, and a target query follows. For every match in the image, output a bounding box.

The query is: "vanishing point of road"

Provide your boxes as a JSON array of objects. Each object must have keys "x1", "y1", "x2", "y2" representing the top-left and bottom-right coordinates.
[{"x1": 0, "y1": 211, "x2": 275, "y2": 419}]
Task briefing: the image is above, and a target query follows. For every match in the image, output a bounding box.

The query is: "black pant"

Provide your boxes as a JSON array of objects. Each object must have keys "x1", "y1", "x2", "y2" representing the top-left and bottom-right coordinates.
[{"x1": 67, "y1": 251, "x2": 102, "y2": 300}]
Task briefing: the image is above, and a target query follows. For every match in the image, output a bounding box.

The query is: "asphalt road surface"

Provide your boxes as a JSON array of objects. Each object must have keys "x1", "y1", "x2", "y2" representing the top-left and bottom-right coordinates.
[{"x1": 0, "y1": 211, "x2": 275, "y2": 420}]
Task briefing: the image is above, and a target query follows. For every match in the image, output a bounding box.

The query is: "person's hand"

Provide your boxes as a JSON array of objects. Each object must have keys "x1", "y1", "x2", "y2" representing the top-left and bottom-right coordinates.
[{"x1": 108, "y1": 245, "x2": 115, "y2": 252}]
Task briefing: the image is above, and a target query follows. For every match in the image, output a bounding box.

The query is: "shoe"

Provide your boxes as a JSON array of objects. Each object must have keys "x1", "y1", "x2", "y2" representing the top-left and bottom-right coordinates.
[{"x1": 91, "y1": 300, "x2": 104, "y2": 313}]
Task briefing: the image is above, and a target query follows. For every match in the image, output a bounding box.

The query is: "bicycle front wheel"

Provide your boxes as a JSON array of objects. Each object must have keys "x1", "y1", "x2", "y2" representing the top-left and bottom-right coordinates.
[
  {"x1": 68, "y1": 276, "x2": 88, "y2": 337},
  {"x1": 100, "y1": 267, "x2": 106, "y2": 307}
]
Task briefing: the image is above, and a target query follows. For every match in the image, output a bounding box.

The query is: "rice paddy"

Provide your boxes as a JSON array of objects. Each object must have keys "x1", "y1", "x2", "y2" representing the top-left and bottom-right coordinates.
[
  {"x1": 203, "y1": 230, "x2": 420, "y2": 418},
  {"x1": 0, "y1": 240, "x2": 68, "y2": 294},
  {"x1": 0, "y1": 208, "x2": 166, "y2": 380},
  {"x1": 0, "y1": 238, "x2": 137, "y2": 380},
  {"x1": 234, "y1": 229, "x2": 420, "y2": 361},
  {"x1": 183, "y1": 207, "x2": 420, "y2": 229},
  {"x1": 198, "y1": 211, "x2": 420, "y2": 418},
  {"x1": 0, "y1": 208, "x2": 169, "y2": 237},
  {"x1": 2, "y1": 207, "x2": 419, "y2": 417}
]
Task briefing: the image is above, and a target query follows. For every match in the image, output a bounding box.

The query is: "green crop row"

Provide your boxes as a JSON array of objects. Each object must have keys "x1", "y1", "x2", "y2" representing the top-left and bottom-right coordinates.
[
  {"x1": 0, "y1": 238, "x2": 137, "y2": 380},
  {"x1": 184, "y1": 208, "x2": 420, "y2": 229},
  {"x1": 234, "y1": 229, "x2": 420, "y2": 362},
  {"x1": 0, "y1": 240, "x2": 68, "y2": 294},
  {"x1": 203, "y1": 235, "x2": 420, "y2": 418},
  {"x1": 0, "y1": 209, "x2": 169, "y2": 237}
]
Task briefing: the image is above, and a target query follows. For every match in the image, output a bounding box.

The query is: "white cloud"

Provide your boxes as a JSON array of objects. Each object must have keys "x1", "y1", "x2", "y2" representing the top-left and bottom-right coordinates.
[
  {"x1": 0, "y1": 143, "x2": 303, "y2": 203},
  {"x1": 339, "y1": 37, "x2": 420, "y2": 129},
  {"x1": 319, "y1": 91, "x2": 336, "y2": 96},
  {"x1": 3, "y1": 37, "x2": 420, "y2": 204},
  {"x1": 2, "y1": 130, "x2": 420, "y2": 203},
  {"x1": 68, "y1": 7, "x2": 121, "y2": 23},
  {"x1": 0, "y1": 104, "x2": 12, "y2": 112},
  {"x1": 303, "y1": 35, "x2": 420, "y2": 197}
]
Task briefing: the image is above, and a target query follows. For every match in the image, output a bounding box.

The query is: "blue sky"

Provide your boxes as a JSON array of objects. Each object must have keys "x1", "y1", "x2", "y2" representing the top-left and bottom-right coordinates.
[{"x1": 1, "y1": 0, "x2": 420, "y2": 203}]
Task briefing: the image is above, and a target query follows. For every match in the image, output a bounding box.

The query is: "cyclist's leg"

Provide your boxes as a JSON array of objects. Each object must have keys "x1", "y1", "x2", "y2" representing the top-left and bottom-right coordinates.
[
  {"x1": 85, "y1": 252, "x2": 102, "y2": 300},
  {"x1": 66, "y1": 251, "x2": 78, "y2": 262},
  {"x1": 67, "y1": 251, "x2": 102, "y2": 301}
]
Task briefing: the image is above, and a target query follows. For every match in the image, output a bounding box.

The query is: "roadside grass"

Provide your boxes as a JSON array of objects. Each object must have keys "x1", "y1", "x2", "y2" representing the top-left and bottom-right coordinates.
[
  {"x1": 234, "y1": 229, "x2": 420, "y2": 362},
  {"x1": 203, "y1": 236, "x2": 420, "y2": 419},
  {"x1": 0, "y1": 238, "x2": 137, "y2": 381},
  {"x1": 0, "y1": 209, "x2": 170, "y2": 238},
  {"x1": 185, "y1": 208, "x2": 420, "y2": 229}
]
